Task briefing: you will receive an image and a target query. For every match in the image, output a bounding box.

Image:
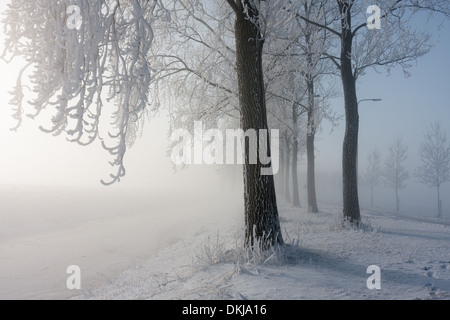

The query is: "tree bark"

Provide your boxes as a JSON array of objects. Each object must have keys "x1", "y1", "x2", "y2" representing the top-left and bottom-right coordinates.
[
  {"x1": 437, "y1": 184, "x2": 442, "y2": 218},
  {"x1": 284, "y1": 132, "x2": 292, "y2": 202},
  {"x1": 306, "y1": 79, "x2": 319, "y2": 213},
  {"x1": 303, "y1": 22, "x2": 319, "y2": 214},
  {"x1": 306, "y1": 128, "x2": 318, "y2": 213},
  {"x1": 233, "y1": 0, "x2": 283, "y2": 248},
  {"x1": 292, "y1": 104, "x2": 301, "y2": 208},
  {"x1": 370, "y1": 184, "x2": 374, "y2": 208},
  {"x1": 396, "y1": 187, "x2": 399, "y2": 211},
  {"x1": 278, "y1": 144, "x2": 285, "y2": 196},
  {"x1": 340, "y1": 1, "x2": 361, "y2": 224}
]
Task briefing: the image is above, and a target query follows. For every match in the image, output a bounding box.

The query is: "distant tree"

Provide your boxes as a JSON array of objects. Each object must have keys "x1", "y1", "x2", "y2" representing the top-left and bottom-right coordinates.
[
  {"x1": 384, "y1": 135, "x2": 409, "y2": 211},
  {"x1": 264, "y1": 0, "x2": 339, "y2": 211},
  {"x1": 293, "y1": 0, "x2": 337, "y2": 213},
  {"x1": 282, "y1": 130, "x2": 292, "y2": 203},
  {"x1": 362, "y1": 149, "x2": 382, "y2": 208},
  {"x1": 297, "y1": 0, "x2": 450, "y2": 225},
  {"x1": 415, "y1": 121, "x2": 450, "y2": 218},
  {"x1": 267, "y1": 70, "x2": 307, "y2": 208}
]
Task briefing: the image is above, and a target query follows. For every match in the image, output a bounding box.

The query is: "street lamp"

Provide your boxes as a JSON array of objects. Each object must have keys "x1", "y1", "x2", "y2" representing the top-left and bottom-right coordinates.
[
  {"x1": 358, "y1": 98, "x2": 382, "y2": 105},
  {"x1": 357, "y1": 98, "x2": 382, "y2": 186}
]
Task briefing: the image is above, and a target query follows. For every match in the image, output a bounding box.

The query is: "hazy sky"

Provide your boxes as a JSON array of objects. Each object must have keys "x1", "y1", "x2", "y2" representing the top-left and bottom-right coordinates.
[
  {"x1": 0, "y1": 2, "x2": 449, "y2": 214},
  {"x1": 312, "y1": 16, "x2": 450, "y2": 214}
]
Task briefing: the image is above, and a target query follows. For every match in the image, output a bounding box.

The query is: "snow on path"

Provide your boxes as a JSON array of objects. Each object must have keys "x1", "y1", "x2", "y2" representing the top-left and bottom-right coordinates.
[{"x1": 88, "y1": 203, "x2": 450, "y2": 300}]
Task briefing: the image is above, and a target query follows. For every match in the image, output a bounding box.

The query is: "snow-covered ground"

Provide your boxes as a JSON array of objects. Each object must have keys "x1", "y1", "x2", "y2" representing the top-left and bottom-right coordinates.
[
  {"x1": 1, "y1": 184, "x2": 449, "y2": 300},
  {"x1": 0, "y1": 184, "x2": 242, "y2": 300},
  {"x1": 87, "y1": 204, "x2": 450, "y2": 300}
]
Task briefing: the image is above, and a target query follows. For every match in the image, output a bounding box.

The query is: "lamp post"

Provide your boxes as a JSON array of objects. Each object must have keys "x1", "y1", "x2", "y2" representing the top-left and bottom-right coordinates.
[
  {"x1": 358, "y1": 98, "x2": 382, "y2": 105},
  {"x1": 357, "y1": 98, "x2": 382, "y2": 185}
]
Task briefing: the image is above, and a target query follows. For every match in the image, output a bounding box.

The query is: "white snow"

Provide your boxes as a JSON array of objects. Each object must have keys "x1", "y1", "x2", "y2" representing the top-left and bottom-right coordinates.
[
  {"x1": 1, "y1": 185, "x2": 449, "y2": 300},
  {"x1": 0, "y1": 184, "x2": 242, "y2": 299},
  {"x1": 84, "y1": 202, "x2": 450, "y2": 300}
]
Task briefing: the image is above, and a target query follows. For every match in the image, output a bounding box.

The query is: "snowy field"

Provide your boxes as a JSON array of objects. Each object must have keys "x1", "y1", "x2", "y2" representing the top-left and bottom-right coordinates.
[
  {"x1": 0, "y1": 184, "x2": 242, "y2": 300},
  {"x1": 1, "y1": 184, "x2": 449, "y2": 300}
]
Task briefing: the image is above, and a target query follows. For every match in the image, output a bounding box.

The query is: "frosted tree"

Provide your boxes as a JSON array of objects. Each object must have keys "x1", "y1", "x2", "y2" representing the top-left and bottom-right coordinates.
[
  {"x1": 384, "y1": 135, "x2": 409, "y2": 212},
  {"x1": 415, "y1": 121, "x2": 450, "y2": 218},
  {"x1": 156, "y1": 0, "x2": 305, "y2": 246},
  {"x1": 150, "y1": 0, "x2": 305, "y2": 211},
  {"x1": 266, "y1": 66, "x2": 308, "y2": 208},
  {"x1": 293, "y1": 0, "x2": 338, "y2": 213},
  {"x1": 3, "y1": 0, "x2": 295, "y2": 249},
  {"x1": 296, "y1": 0, "x2": 450, "y2": 224},
  {"x1": 3, "y1": 0, "x2": 158, "y2": 185},
  {"x1": 225, "y1": 0, "x2": 297, "y2": 247},
  {"x1": 143, "y1": 0, "x2": 337, "y2": 216},
  {"x1": 265, "y1": 0, "x2": 338, "y2": 211},
  {"x1": 266, "y1": 92, "x2": 294, "y2": 203},
  {"x1": 282, "y1": 128, "x2": 293, "y2": 202},
  {"x1": 148, "y1": 0, "x2": 239, "y2": 136},
  {"x1": 362, "y1": 149, "x2": 382, "y2": 208}
]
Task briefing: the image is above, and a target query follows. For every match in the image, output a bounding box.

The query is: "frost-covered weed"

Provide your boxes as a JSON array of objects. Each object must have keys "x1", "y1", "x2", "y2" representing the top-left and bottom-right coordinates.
[
  {"x1": 193, "y1": 229, "x2": 295, "y2": 270},
  {"x1": 194, "y1": 232, "x2": 235, "y2": 267},
  {"x1": 328, "y1": 215, "x2": 375, "y2": 232}
]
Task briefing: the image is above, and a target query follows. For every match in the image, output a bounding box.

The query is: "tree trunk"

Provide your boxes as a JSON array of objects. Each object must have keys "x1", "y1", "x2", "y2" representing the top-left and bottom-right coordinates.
[
  {"x1": 233, "y1": 1, "x2": 283, "y2": 248},
  {"x1": 370, "y1": 184, "x2": 374, "y2": 208},
  {"x1": 278, "y1": 144, "x2": 285, "y2": 196},
  {"x1": 340, "y1": 2, "x2": 361, "y2": 224},
  {"x1": 284, "y1": 133, "x2": 291, "y2": 202},
  {"x1": 396, "y1": 187, "x2": 399, "y2": 211},
  {"x1": 306, "y1": 78, "x2": 319, "y2": 213},
  {"x1": 292, "y1": 138, "x2": 300, "y2": 207},
  {"x1": 306, "y1": 131, "x2": 318, "y2": 213},
  {"x1": 437, "y1": 184, "x2": 442, "y2": 218},
  {"x1": 292, "y1": 104, "x2": 301, "y2": 208}
]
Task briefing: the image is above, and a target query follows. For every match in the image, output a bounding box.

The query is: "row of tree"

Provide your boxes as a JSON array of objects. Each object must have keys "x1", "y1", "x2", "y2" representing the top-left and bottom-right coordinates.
[
  {"x1": 3, "y1": 0, "x2": 450, "y2": 248},
  {"x1": 363, "y1": 122, "x2": 450, "y2": 217}
]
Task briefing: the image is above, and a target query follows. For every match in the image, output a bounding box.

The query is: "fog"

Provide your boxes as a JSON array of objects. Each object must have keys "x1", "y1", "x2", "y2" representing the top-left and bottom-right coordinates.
[
  {"x1": 0, "y1": 1, "x2": 449, "y2": 299},
  {"x1": 0, "y1": 2, "x2": 448, "y2": 213}
]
